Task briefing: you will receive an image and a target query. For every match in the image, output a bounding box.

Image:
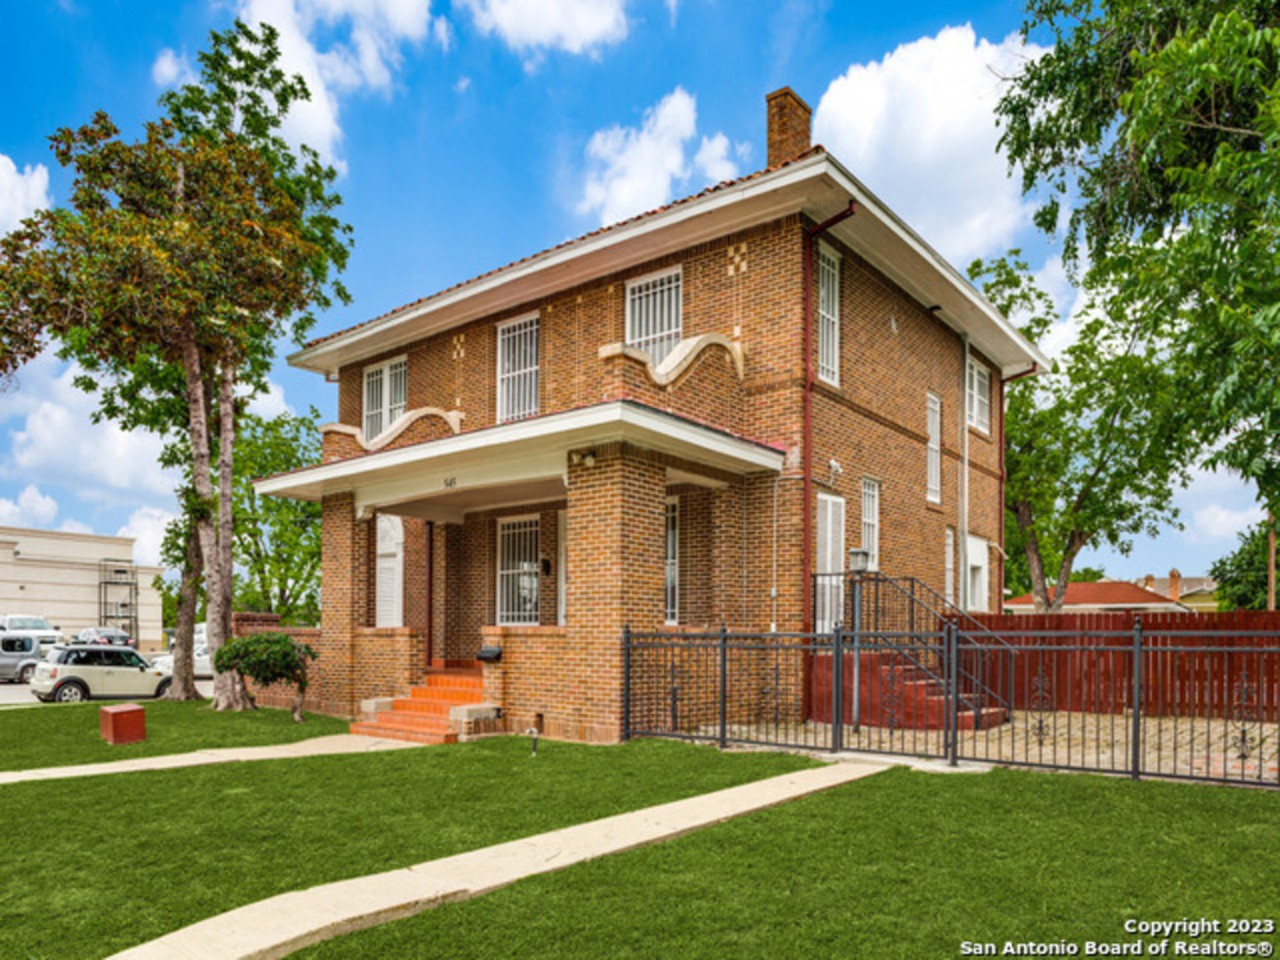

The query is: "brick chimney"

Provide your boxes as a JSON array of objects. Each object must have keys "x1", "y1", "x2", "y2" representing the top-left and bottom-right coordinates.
[
  {"x1": 766, "y1": 87, "x2": 812, "y2": 167},
  {"x1": 1143, "y1": 573, "x2": 1155, "y2": 590},
  {"x1": 1168, "y1": 568, "x2": 1182, "y2": 603}
]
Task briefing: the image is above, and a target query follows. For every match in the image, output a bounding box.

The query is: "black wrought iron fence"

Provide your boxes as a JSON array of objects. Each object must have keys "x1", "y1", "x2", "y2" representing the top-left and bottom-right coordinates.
[{"x1": 622, "y1": 616, "x2": 1280, "y2": 788}]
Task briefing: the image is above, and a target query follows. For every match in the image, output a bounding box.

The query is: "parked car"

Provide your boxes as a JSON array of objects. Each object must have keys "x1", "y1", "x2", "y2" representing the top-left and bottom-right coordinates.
[
  {"x1": 0, "y1": 634, "x2": 42, "y2": 684},
  {"x1": 0, "y1": 614, "x2": 63, "y2": 649},
  {"x1": 150, "y1": 643, "x2": 213, "y2": 679},
  {"x1": 31, "y1": 645, "x2": 171, "y2": 703},
  {"x1": 76, "y1": 626, "x2": 136, "y2": 647}
]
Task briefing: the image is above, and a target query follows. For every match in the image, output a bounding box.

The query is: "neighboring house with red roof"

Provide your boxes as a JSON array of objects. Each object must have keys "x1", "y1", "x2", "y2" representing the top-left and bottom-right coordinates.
[
  {"x1": 256, "y1": 88, "x2": 1047, "y2": 742},
  {"x1": 1004, "y1": 580, "x2": 1189, "y2": 615}
]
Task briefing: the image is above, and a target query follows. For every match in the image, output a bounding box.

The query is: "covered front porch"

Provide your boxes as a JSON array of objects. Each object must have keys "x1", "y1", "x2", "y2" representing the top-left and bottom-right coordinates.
[{"x1": 256, "y1": 401, "x2": 787, "y2": 741}]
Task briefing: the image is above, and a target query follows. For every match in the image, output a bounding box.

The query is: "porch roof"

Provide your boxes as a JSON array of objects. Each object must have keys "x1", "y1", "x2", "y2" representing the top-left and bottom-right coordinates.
[{"x1": 254, "y1": 401, "x2": 785, "y2": 520}]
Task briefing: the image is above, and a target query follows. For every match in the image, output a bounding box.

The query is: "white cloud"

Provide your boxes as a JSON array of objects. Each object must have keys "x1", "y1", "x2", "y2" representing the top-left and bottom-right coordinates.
[
  {"x1": 233, "y1": 0, "x2": 438, "y2": 171},
  {"x1": 0, "y1": 155, "x2": 50, "y2": 234},
  {"x1": 151, "y1": 48, "x2": 196, "y2": 87},
  {"x1": 664, "y1": 0, "x2": 678, "y2": 25},
  {"x1": 117, "y1": 505, "x2": 176, "y2": 567},
  {"x1": 1188, "y1": 503, "x2": 1264, "y2": 545},
  {"x1": 459, "y1": 0, "x2": 628, "y2": 58},
  {"x1": 454, "y1": 75, "x2": 472, "y2": 93},
  {"x1": 0, "y1": 485, "x2": 59, "y2": 528},
  {"x1": 578, "y1": 86, "x2": 738, "y2": 226},
  {"x1": 813, "y1": 24, "x2": 1049, "y2": 266},
  {"x1": 58, "y1": 518, "x2": 93, "y2": 534},
  {"x1": 246, "y1": 379, "x2": 293, "y2": 419},
  {"x1": 0, "y1": 352, "x2": 178, "y2": 504}
]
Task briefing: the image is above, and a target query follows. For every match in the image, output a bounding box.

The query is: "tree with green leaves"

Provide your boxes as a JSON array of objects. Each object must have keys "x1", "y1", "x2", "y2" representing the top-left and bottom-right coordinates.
[
  {"x1": 971, "y1": 252, "x2": 1196, "y2": 612},
  {"x1": 996, "y1": 1, "x2": 1280, "y2": 515},
  {"x1": 231, "y1": 410, "x2": 322, "y2": 625},
  {"x1": 214, "y1": 631, "x2": 318, "y2": 722},
  {"x1": 0, "y1": 21, "x2": 349, "y2": 709},
  {"x1": 1209, "y1": 521, "x2": 1274, "y2": 611}
]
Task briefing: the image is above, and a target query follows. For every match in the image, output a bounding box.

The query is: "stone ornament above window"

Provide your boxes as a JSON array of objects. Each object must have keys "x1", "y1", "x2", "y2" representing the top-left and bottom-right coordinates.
[
  {"x1": 598, "y1": 333, "x2": 745, "y2": 388},
  {"x1": 321, "y1": 406, "x2": 465, "y2": 452}
]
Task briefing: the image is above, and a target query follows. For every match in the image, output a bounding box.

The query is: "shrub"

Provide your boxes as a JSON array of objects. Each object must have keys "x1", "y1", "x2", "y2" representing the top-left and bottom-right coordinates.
[{"x1": 215, "y1": 632, "x2": 318, "y2": 722}]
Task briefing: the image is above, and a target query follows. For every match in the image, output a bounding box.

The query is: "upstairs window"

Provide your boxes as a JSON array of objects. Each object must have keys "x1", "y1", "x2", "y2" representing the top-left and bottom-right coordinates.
[
  {"x1": 966, "y1": 359, "x2": 991, "y2": 434},
  {"x1": 944, "y1": 527, "x2": 956, "y2": 606},
  {"x1": 497, "y1": 314, "x2": 540, "y2": 423},
  {"x1": 626, "y1": 267, "x2": 682, "y2": 366},
  {"x1": 817, "y1": 244, "x2": 841, "y2": 386},
  {"x1": 364, "y1": 356, "x2": 407, "y2": 439},
  {"x1": 926, "y1": 392, "x2": 942, "y2": 503}
]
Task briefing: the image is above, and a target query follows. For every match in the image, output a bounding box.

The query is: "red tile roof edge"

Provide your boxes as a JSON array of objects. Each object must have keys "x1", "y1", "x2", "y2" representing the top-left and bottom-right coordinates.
[{"x1": 1005, "y1": 581, "x2": 1181, "y2": 607}]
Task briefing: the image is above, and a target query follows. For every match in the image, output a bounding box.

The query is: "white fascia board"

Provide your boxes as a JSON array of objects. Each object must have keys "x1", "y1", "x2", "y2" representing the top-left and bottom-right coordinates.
[
  {"x1": 289, "y1": 156, "x2": 832, "y2": 376},
  {"x1": 254, "y1": 402, "x2": 784, "y2": 503},
  {"x1": 819, "y1": 157, "x2": 1050, "y2": 375}
]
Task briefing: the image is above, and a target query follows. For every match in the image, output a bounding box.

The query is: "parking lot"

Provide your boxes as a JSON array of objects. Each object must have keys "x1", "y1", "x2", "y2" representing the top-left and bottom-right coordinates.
[{"x1": 0, "y1": 678, "x2": 214, "y2": 707}]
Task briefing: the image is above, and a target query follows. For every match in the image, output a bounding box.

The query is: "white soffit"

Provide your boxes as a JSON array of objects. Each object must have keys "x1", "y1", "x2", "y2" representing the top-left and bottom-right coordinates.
[
  {"x1": 291, "y1": 153, "x2": 1047, "y2": 378},
  {"x1": 254, "y1": 402, "x2": 784, "y2": 504}
]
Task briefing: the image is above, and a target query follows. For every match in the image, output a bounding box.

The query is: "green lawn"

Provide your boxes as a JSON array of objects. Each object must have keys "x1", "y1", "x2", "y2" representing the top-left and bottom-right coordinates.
[
  {"x1": 0, "y1": 699, "x2": 350, "y2": 771},
  {"x1": 303, "y1": 766, "x2": 1280, "y2": 959},
  {"x1": 0, "y1": 737, "x2": 813, "y2": 958}
]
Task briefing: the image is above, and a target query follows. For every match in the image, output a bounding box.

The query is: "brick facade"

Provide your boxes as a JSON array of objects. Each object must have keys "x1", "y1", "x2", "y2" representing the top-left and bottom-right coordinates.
[{"x1": 303, "y1": 210, "x2": 1013, "y2": 740}]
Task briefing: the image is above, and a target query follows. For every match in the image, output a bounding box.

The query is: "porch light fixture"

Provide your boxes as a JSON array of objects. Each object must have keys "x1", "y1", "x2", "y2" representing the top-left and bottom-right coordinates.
[{"x1": 847, "y1": 547, "x2": 871, "y2": 574}]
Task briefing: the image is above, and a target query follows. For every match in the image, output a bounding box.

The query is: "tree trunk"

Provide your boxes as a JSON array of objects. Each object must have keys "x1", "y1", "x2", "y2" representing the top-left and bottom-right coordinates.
[
  {"x1": 212, "y1": 362, "x2": 253, "y2": 710},
  {"x1": 178, "y1": 333, "x2": 226, "y2": 682},
  {"x1": 166, "y1": 524, "x2": 204, "y2": 700},
  {"x1": 1047, "y1": 534, "x2": 1087, "y2": 615},
  {"x1": 1015, "y1": 500, "x2": 1054, "y2": 613}
]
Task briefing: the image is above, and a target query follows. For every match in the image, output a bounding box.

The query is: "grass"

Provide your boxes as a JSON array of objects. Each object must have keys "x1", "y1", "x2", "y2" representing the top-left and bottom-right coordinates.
[
  {"x1": 0, "y1": 699, "x2": 350, "y2": 771},
  {"x1": 302, "y1": 766, "x2": 1280, "y2": 959},
  {"x1": 0, "y1": 737, "x2": 814, "y2": 958}
]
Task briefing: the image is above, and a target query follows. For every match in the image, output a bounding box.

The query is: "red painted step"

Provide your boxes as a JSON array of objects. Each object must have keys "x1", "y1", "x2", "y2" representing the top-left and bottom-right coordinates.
[{"x1": 349, "y1": 667, "x2": 487, "y2": 745}]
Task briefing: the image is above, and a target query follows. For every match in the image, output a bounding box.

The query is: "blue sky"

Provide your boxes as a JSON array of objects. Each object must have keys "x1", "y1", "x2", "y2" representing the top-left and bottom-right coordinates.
[{"x1": 0, "y1": 0, "x2": 1262, "y2": 578}]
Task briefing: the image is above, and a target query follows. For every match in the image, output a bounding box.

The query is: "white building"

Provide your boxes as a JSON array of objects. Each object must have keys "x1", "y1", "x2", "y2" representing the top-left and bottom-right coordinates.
[{"x1": 0, "y1": 526, "x2": 164, "y2": 649}]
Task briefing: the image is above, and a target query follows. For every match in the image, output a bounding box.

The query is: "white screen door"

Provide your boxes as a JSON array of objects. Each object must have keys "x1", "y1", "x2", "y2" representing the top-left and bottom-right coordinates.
[
  {"x1": 375, "y1": 515, "x2": 404, "y2": 628},
  {"x1": 556, "y1": 510, "x2": 567, "y2": 627},
  {"x1": 816, "y1": 493, "x2": 846, "y2": 632}
]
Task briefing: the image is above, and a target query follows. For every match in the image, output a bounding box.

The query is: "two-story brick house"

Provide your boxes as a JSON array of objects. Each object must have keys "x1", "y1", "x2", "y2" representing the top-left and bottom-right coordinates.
[{"x1": 257, "y1": 88, "x2": 1047, "y2": 742}]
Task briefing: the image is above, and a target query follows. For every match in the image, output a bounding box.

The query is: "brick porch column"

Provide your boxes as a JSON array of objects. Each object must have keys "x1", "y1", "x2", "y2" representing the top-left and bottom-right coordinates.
[
  {"x1": 563, "y1": 442, "x2": 666, "y2": 742},
  {"x1": 320, "y1": 492, "x2": 369, "y2": 717}
]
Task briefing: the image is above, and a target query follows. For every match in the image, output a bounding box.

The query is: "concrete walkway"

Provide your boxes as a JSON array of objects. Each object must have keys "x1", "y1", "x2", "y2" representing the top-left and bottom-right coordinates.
[
  {"x1": 0, "y1": 734, "x2": 420, "y2": 786},
  {"x1": 111, "y1": 758, "x2": 888, "y2": 960}
]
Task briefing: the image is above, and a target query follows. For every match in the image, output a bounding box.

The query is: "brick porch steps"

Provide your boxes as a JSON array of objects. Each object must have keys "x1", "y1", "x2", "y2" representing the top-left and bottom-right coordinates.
[{"x1": 349, "y1": 667, "x2": 485, "y2": 745}]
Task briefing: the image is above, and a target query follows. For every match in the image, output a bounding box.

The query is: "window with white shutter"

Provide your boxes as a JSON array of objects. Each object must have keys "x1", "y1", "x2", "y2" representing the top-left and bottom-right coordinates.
[
  {"x1": 817, "y1": 244, "x2": 840, "y2": 386},
  {"x1": 861, "y1": 478, "x2": 880, "y2": 572},
  {"x1": 665, "y1": 498, "x2": 679, "y2": 625},
  {"x1": 945, "y1": 527, "x2": 956, "y2": 606},
  {"x1": 927, "y1": 392, "x2": 942, "y2": 503},
  {"x1": 816, "y1": 492, "x2": 845, "y2": 632},
  {"x1": 967, "y1": 534, "x2": 990, "y2": 613},
  {"x1": 966, "y1": 359, "x2": 991, "y2": 433},
  {"x1": 363, "y1": 356, "x2": 407, "y2": 439},
  {"x1": 375, "y1": 515, "x2": 404, "y2": 628},
  {"x1": 626, "y1": 268, "x2": 682, "y2": 365},
  {"x1": 497, "y1": 314, "x2": 540, "y2": 423},
  {"x1": 497, "y1": 516, "x2": 540, "y2": 625}
]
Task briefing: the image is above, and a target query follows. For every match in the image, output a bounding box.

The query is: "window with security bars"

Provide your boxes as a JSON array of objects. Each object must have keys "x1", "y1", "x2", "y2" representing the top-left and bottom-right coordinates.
[
  {"x1": 927, "y1": 392, "x2": 942, "y2": 503},
  {"x1": 861, "y1": 478, "x2": 880, "y2": 572},
  {"x1": 626, "y1": 268, "x2": 682, "y2": 365},
  {"x1": 497, "y1": 315, "x2": 540, "y2": 423},
  {"x1": 664, "y1": 499, "x2": 679, "y2": 625},
  {"x1": 967, "y1": 359, "x2": 991, "y2": 433},
  {"x1": 363, "y1": 357, "x2": 407, "y2": 439},
  {"x1": 497, "y1": 517, "x2": 540, "y2": 625},
  {"x1": 817, "y1": 245, "x2": 840, "y2": 385}
]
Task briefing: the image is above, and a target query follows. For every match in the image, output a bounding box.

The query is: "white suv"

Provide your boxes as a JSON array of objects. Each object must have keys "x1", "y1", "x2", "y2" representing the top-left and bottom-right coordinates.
[
  {"x1": 0, "y1": 614, "x2": 64, "y2": 649},
  {"x1": 31, "y1": 645, "x2": 171, "y2": 703}
]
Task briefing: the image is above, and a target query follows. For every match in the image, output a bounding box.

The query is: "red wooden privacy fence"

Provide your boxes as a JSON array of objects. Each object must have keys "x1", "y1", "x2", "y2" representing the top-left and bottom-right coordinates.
[{"x1": 965, "y1": 611, "x2": 1280, "y2": 722}]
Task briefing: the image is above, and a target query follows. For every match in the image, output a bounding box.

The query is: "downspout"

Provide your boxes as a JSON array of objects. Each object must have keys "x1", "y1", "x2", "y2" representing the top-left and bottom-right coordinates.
[
  {"x1": 801, "y1": 201, "x2": 856, "y2": 631},
  {"x1": 959, "y1": 337, "x2": 971, "y2": 610}
]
